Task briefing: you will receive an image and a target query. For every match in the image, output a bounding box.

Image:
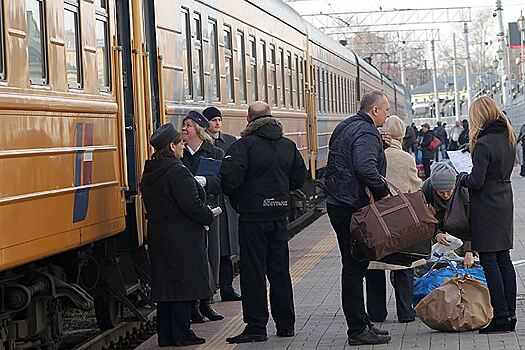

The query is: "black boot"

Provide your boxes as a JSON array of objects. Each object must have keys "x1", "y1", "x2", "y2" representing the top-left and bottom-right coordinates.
[
  {"x1": 348, "y1": 326, "x2": 391, "y2": 345},
  {"x1": 191, "y1": 300, "x2": 206, "y2": 324},
  {"x1": 479, "y1": 317, "x2": 512, "y2": 334},
  {"x1": 221, "y1": 287, "x2": 242, "y2": 301},
  {"x1": 200, "y1": 298, "x2": 224, "y2": 321}
]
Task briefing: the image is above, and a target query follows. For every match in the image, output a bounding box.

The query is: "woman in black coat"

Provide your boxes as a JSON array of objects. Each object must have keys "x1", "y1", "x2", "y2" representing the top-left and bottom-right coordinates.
[
  {"x1": 181, "y1": 111, "x2": 225, "y2": 322},
  {"x1": 419, "y1": 123, "x2": 434, "y2": 178},
  {"x1": 458, "y1": 96, "x2": 517, "y2": 333},
  {"x1": 140, "y1": 123, "x2": 214, "y2": 347}
]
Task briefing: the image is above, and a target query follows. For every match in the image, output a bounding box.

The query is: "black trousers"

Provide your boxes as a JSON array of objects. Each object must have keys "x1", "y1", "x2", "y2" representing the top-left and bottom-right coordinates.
[
  {"x1": 219, "y1": 255, "x2": 235, "y2": 292},
  {"x1": 238, "y1": 219, "x2": 295, "y2": 335},
  {"x1": 157, "y1": 301, "x2": 192, "y2": 346},
  {"x1": 479, "y1": 250, "x2": 517, "y2": 320},
  {"x1": 327, "y1": 203, "x2": 370, "y2": 337},
  {"x1": 365, "y1": 269, "x2": 415, "y2": 322},
  {"x1": 422, "y1": 158, "x2": 431, "y2": 178}
]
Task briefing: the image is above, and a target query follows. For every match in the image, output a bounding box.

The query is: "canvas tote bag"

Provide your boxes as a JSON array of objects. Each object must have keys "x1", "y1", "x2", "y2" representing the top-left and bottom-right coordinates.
[{"x1": 350, "y1": 179, "x2": 437, "y2": 260}]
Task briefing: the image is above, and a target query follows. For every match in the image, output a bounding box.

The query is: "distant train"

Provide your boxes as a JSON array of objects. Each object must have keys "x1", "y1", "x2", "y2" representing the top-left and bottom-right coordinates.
[{"x1": 0, "y1": 0, "x2": 409, "y2": 348}]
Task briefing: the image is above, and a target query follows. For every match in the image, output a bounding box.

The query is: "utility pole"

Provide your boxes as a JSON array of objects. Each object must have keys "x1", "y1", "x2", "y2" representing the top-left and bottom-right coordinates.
[
  {"x1": 431, "y1": 40, "x2": 440, "y2": 122},
  {"x1": 464, "y1": 23, "x2": 472, "y2": 112},
  {"x1": 452, "y1": 34, "x2": 460, "y2": 121},
  {"x1": 400, "y1": 50, "x2": 406, "y2": 85},
  {"x1": 496, "y1": 0, "x2": 509, "y2": 106}
]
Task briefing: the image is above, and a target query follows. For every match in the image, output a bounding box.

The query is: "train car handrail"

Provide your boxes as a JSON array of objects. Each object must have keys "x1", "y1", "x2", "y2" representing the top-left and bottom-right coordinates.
[{"x1": 0, "y1": 145, "x2": 117, "y2": 158}]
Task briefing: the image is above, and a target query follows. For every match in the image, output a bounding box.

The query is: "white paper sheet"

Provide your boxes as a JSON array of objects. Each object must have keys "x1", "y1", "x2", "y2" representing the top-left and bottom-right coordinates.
[{"x1": 447, "y1": 150, "x2": 473, "y2": 174}]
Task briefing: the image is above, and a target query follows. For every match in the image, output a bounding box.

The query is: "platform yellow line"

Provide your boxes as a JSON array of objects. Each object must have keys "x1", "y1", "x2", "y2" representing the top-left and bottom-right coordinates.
[{"x1": 197, "y1": 229, "x2": 338, "y2": 350}]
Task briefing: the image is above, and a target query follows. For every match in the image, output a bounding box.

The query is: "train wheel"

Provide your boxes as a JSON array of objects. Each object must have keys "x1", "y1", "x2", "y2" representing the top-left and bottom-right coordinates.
[{"x1": 94, "y1": 296, "x2": 121, "y2": 331}]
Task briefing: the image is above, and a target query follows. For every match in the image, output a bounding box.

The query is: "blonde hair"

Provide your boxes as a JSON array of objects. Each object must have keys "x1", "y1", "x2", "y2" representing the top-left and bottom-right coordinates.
[
  {"x1": 468, "y1": 96, "x2": 516, "y2": 153},
  {"x1": 187, "y1": 119, "x2": 214, "y2": 144}
]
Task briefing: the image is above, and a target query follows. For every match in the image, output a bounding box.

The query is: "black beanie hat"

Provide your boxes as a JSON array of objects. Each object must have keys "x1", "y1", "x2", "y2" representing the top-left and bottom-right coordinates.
[
  {"x1": 183, "y1": 110, "x2": 210, "y2": 129},
  {"x1": 150, "y1": 123, "x2": 178, "y2": 150},
  {"x1": 203, "y1": 106, "x2": 222, "y2": 121}
]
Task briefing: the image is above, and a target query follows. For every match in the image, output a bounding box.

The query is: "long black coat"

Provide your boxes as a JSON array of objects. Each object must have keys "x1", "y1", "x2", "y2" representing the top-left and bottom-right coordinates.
[
  {"x1": 419, "y1": 130, "x2": 435, "y2": 160},
  {"x1": 140, "y1": 157, "x2": 214, "y2": 302},
  {"x1": 459, "y1": 119, "x2": 515, "y2": 252},
  {"x1": 182, "y1": 140, "x2": 224, "y2": 289},
  {"x1": 213, "y1": 132, "x2": 240, "y2": 257}
]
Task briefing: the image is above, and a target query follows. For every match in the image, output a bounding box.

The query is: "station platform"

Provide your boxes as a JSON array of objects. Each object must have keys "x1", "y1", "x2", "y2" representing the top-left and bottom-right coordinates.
[{"x1": 138, "y1": 168, "x2": 525, "y2": 350}]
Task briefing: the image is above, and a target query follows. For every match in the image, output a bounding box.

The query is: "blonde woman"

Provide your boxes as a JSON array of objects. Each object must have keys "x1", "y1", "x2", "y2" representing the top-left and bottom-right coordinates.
[
  {"x1": 181, "y1": 111, "x2": 225, "y2": 323},
  {"x1": 458, "y1": 96, "x2": 517, "y2": 333},
  {"x1": 366, "y1": 115, "x2": 421, "y2": 323}
]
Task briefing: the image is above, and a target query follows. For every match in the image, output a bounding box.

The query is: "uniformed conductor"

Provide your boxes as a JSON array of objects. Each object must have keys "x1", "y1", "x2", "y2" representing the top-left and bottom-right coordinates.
[{"x1": 220, "y1": 101, "x2": 307, "y2": 343}]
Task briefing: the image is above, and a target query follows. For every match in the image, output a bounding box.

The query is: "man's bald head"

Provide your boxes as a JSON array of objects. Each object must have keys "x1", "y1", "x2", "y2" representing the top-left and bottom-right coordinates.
[{"x1": 248, "y1": 101, "x2": 271, "y2": 122}]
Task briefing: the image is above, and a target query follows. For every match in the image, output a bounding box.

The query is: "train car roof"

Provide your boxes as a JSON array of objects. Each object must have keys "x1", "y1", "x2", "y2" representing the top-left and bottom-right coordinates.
[
  {"x1": 356, "y1": 55, "x2": 382, "y2": 80},
  {"x1": 395, "y1": 82, "x2": 406, "y2": 94},
  {"x1": 383, "y1": 77, "x2": 395, "y2": 89},
  {"x1": 246, "y1": 0, "x2": 307, "y2": 34},
  {"x1": 304, "y1": 21, "x2": 357, "y2": 64}
]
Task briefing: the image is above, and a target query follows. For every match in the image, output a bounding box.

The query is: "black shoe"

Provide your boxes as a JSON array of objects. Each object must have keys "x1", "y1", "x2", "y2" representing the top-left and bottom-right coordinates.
[
  {"x1": 191, "y1": 301, "x2": 206, "y2": 323},
  {"x1": 173, "y1": 335, "x2": 206, "y2": 347},
  {"x1": 399, "y1": 318, "x2": 415, "y2": 323},
  {"x1": 226, "y1": 331, "x2": 268, "y2": 344},
  {"x1": 221, "y1": 288, "x2": 242, "y2": 301},
  {"x1": 348, "y1": 327, "x2": 391, "y2": 346},
  {"x1": 510, "y1": 317, "x2": 517, "y2": 331},
  {"x1": 276, "y1": 329, "x2": 295, "y2": 337},
  {"x1": 479, "y1": 318, "x2": 512, "y2": 334},
  {"x1": 200, "y1": 300, "x2": 224, "y2": 321},
  {"x1": 368, "y1": 324, "x2": 389, "y2": 336}
]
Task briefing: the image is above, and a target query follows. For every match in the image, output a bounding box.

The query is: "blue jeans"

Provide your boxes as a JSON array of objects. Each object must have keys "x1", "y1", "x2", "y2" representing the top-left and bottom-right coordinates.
[{"x1": 478, "y1": 250, "x2": 517, "y2": 319}]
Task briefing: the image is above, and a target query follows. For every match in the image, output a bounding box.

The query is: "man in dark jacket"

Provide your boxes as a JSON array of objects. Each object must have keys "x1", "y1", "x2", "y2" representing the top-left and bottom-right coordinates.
[
  {"x1": 221, "y1": 101, "x2": 307, "y2": 343},
  {"x1": 434, "y1": 121, "x2": 448, "y2": 160},
  {"x1": 204, "y1": 106, "x2": 242, "y2": 302},
  {"x1": 419, "y1": 123, "x2": 434, "y2": 178},
  {"x1": 458, "y1": 119, "x2": 469, "y2": 147},
  {"x1": 324, "y1": 90, "x2": 391, "y2": 346}
]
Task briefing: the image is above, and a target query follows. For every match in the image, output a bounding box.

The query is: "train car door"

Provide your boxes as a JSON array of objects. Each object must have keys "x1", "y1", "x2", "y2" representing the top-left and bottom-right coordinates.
[{"x1": 304, "y1": 49, "x2": 318, "y2": 179}]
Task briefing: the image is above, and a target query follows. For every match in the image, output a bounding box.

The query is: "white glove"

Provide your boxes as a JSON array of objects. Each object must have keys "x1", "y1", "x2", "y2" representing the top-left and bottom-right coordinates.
[
  {"x1": 194, "y1": 176, "x2": 207, "y2": 187},
  {"x1": 210, "y1": 207, "x2": 222, "y2": 217}
]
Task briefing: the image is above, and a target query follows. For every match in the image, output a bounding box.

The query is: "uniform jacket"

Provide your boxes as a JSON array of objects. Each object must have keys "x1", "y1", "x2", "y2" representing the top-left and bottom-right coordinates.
[
  {"x1": 220, "y1": 116, "x2": 307, "y2": 222},
  {"x1": 212, "y1": 132, "x2": 240, "y2": 256},
  {"x1": 324, "y1": 111, "x2": 388, "y2": 211},
  {"x1": 140, "y1": 157, "x2": 214, "y2": 302},
  {"x1": 419, "y1": 129, "x2": 435, "y2": 160},
  {"x1": 459, "y1": 119, "x2": 515, "y2": 252}
]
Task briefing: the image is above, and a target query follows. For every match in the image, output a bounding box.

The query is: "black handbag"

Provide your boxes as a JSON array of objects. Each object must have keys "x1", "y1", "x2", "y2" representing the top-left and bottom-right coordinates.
[{"x1": 443, "y1": 178, "x2": 471, "y2": 240}]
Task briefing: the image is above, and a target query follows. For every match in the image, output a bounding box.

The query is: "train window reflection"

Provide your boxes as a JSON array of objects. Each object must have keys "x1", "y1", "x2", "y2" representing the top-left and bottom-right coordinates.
[
  {"x1": 237, "y1": 31, "x2": 246, "y2": 104},
  {"x1": 224, "y1": 25, "x2": 234, "y2": 102},
  {"x1": 249, "y1": 36, "x2": 257, "y2": 103},
  {"x1": 64, "y1": 2, "x2": 82, "y2": 89},
  {"x1": 208, "y1": 19, "x2": 219, "y2": 101},
  {"x1": 27, "y1": 0, "x2": 48, "y2": 85},
  {"x1": 287, "y1": 51, "x2": 292, "y2": 108},
  {"x1": 0, "y1": 0, "x2": 5, "y2": 80},
  {"x1": 295, "y1": 55, "x2": 300, "y2": 109},
  {"x1": 95, "y1": 1, "x2": 110, "y2": 91},
  {"x1": 193, "y1": 13, "x2": 204, "y2": 100},
  {"x1": 181, "y1": 9, "x2": 192, "y2": 99},
  {"x1": 259, "y1": 40, "x2": 267, "y2": 103},
  {"x1": 279, "y1": 48, "x2": 285, "y2": 107},
  {"x1": 270, "y1": 44, "x2": 276, "y2": 106}
]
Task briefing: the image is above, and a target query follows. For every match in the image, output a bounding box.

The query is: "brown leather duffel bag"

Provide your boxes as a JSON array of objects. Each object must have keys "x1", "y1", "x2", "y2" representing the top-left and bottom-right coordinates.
[{"x1": 350, "y1": 179, "x2": 437, "y2": 260}]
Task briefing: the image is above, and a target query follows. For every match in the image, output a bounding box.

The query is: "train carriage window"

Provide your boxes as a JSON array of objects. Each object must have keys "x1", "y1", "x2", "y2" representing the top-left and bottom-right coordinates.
[
  {"x1": 236, "y1": 31, "x2": 246, "y2": 104},
  {"x1": 330, "y1": 72, "x2": 334, "y2": 113},
  {"x1": 224, "y1": 25, "x2": 234, "y2": 102},
  {"x1": 294, "y1": 55, "x2": 299, "y2": 109},
  {"x1": 327, "y1": 71, "x2": 331, "y2": 113},
  {"x1": 320, "y1": 68, "x2": 324, "y2": 112},
  {"x1": 192, "y1": 13, "x2": 204, "y2": 100},
  {"x1": 27, "y1": 0, "x2": 48, "y2": 85},
  {"x1": 278, "y1": 48, "x2": 285, "y2": 107},
  {"x1": 270, "y1": 44, "x2": 277, "y2": 106},
  {"x1": 249, "y1": 36, "x2": 257, "y2": 102},
  {"x1": 181, "y1": 9, "x2": 192, "y2": 99},
  {"x1": 300, "y1": 58, "x2": 304, "y2": 109},
  {"x1": 95, "y1": 0, "x2": 110, "y2": 91},
  {"x1": 287, "y1": 51, "x2": 293, "y2": 108},
  {"x1": 208, "y1": 19, "x2": 219, "y2": 101},
  {"x1": 317, "y1": 67, "x2": 321, "y2": 112},
  {"x1": 338, "y1": 76, "x2": 342, "y2": 113},
  {"x1": 259, "y1": 40, "x2": 267, "y2": 103},
  {"x1": 64, "y1": 0, "x2": 82, "y2": 88}
]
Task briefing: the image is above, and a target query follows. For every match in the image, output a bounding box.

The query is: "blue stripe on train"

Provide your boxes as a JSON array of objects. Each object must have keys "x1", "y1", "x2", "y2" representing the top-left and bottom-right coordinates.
[{"x1": 73, "y1": 123, "x2": 89, "y2": 223}]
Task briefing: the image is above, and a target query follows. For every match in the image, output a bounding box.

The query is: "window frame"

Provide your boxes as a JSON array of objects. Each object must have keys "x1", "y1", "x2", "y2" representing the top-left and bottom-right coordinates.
[
  {"x1": 192, "y1": 12, "x2": 204, "y2": 101},
  {"x1": 27, "y1": 0, "x2": 49, "y2": 85},
  {"x1": 0, "y1": 0, "x2": 5, "y2": 80},
  {"x1": 223, "y1": 24, "x2": 234, "y2": 102},
  {"x1": 94, "y1": 0, "x2": 111, "y2": 91},
  {"x1": 208, "y1": 18, "x2": 220, "y2": 101},
  {"x1": 259, "y1": 39, "x2": 267, "y2": 103},
  {"x1": 249, "y1": 35, "x2": 258, "y2": 103},
  {"x1": 270, "y1": 44, "x2": 277, "y2": 106},
  {"x1": 278, "y1": 47, "x2": 285, "y2": 108},
  {"x1": 181, "y1": 8, "x2": 192, "y2": 100},
  {"x1": 236, "y1": 30, "x2": 247, "y2": 104},
  {"x1": 287, "y1": 51, "x2": 293, "y2": 108},
  {"x1": 64, "y1": 0, "x2": 82, "y2": 89}
]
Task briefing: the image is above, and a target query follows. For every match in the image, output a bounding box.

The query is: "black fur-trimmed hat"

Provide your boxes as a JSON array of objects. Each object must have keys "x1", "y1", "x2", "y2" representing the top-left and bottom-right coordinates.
[
  {"x1": 150, "y1": 123, "x2": 178, "y2": 150},
  {"x1": 203, "y1": 106, "x2": 222, "y2": 121},
  {"x1": 183, "y1": 110, "x2": 210, "y2": 129}
]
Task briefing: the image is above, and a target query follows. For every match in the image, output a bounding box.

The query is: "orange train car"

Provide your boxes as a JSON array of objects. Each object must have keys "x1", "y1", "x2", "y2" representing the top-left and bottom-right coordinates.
[{"x1": 0, "y1": 0, "x2": 409, "y2": 348}]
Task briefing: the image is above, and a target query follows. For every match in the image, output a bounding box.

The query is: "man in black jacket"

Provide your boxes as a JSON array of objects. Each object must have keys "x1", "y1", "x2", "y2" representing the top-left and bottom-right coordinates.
[
  {"x1": 221, "y1": 101, "x2": 307, "y2": 343},
  {"x1": 419, "y1": 123, "x2": 435, "y2": 178},
  {"x1": 324, "y1": 90, "x2": 391, "y2": 346},
  {"x1": 203, "y1": 106, "x2": 242, "y2": 302}
]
